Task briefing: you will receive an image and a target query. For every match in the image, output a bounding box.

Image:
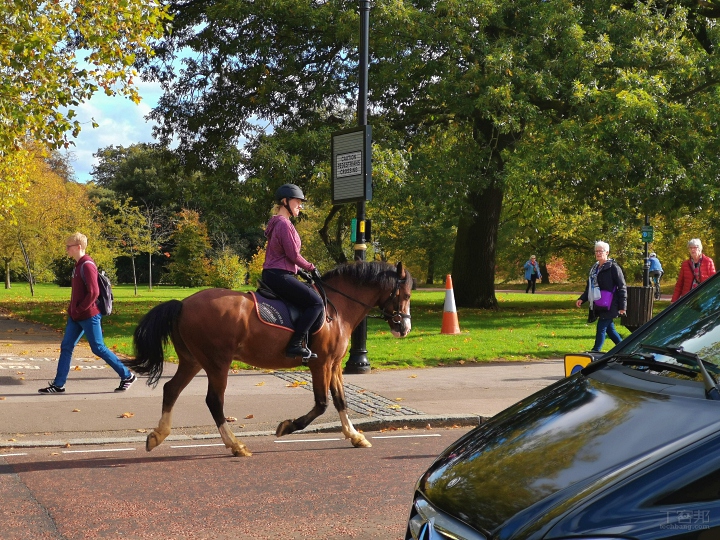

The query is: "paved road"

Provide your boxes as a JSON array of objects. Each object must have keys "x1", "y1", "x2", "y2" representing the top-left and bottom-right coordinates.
[{"x1": 1, "y1": 429, "x2": 466, "y2": 540}]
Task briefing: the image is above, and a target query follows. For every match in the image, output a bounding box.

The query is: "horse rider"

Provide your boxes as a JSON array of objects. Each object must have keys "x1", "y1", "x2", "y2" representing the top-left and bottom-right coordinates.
[{"x1": 262, "y1": 183, "x2": 323, "y2": 360}]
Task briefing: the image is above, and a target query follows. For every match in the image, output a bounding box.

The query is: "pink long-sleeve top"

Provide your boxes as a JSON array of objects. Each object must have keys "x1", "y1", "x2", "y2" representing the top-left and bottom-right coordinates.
[{"x1": 262, "y1": 215, "x2": 315, "y2": 274}]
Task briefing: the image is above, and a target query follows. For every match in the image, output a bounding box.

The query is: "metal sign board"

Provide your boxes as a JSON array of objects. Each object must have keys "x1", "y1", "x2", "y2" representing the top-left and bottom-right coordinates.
[
  {"x1": 641, "y1": 225, "x2": 654, "y2": 243},
  {"x1": 331, "y1": 126, "x2": 372, "y2": 204}
]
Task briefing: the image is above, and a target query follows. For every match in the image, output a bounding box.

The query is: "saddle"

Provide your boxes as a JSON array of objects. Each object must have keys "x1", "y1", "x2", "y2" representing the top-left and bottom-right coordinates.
[{"x1": 251, "y1": 280, "x2": 325, "y2": 335}]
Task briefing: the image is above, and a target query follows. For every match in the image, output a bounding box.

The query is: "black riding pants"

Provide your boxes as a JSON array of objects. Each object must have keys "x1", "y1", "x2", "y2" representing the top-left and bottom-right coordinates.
[{"x1": 261, "y1": 269, "x2": 323, "y2": 337}]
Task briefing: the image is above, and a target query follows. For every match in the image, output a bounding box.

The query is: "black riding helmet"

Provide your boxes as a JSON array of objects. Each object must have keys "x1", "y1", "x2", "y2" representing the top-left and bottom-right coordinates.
[{"x1": 275, "y1": 184, "x2": 306, "y2": 203}]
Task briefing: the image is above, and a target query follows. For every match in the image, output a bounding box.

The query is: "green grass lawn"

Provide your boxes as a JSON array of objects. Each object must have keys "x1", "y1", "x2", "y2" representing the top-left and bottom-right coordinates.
[{"x1": 0, "y1": 283, "x2": 671, "y2": 369}]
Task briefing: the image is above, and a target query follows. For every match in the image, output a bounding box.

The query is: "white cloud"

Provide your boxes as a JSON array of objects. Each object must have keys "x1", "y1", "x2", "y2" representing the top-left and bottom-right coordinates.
[{"x1": 61, "y1": 79, "x2": 162, "y2": 183}]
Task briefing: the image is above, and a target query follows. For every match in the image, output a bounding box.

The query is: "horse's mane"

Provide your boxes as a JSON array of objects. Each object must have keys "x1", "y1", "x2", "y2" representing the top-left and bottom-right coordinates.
[{"x1": 323, "y1": 261, "x2": 407, "y2": 289}]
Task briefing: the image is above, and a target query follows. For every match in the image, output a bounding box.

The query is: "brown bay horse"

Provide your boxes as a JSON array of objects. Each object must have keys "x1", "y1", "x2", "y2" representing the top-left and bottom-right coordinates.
[{"x1": 127, "y1": 261, "x2": 413, "y2": 457}]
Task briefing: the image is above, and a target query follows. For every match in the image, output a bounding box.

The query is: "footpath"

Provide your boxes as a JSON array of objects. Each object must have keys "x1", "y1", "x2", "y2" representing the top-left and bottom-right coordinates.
[{"x1": 0, "y1": 309, "x2": 564, "y2": 449}]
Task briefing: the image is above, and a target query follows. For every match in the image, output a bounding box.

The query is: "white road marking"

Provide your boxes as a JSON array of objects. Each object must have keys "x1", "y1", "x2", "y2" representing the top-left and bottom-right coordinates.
[
  {"x1": 274, "y1": 438, "x2": 342, "y2": 443},
  {"x1": 371, "y1": 434, "x2": 442, "y2": 439},
  {"x1": 62, "y1": 448, "x2": 136, "y2": 454},
  {"x1": 170, "y1": 443, "x2": 225, "y2": 449},
  {"x1": 1, "y1": 453, "x2": 28, "y2": 457}
]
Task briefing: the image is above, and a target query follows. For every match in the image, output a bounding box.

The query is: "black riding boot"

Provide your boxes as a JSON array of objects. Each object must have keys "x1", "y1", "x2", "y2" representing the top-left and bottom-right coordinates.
[{"x1": 286, "y1": 333, "x2": 317, "y2": 362}]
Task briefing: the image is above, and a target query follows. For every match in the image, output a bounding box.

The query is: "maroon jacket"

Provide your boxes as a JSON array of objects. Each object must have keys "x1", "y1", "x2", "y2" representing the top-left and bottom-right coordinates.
[
  {"x1": 69, "y1": 255, "x2": 101, "y2": 321},
  {"x1": 672, "y1": 255, "x2": 716, "y2": 302}
]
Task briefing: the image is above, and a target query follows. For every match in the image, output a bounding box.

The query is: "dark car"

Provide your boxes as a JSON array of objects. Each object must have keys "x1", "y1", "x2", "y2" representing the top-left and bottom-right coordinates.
[{"x1": 407, "y1": 273, "x2": 720, "y2": 540}]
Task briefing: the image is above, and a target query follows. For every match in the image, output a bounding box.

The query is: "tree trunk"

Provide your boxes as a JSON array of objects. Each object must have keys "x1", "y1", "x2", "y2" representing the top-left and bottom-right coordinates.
[
  {"x1": 18, "y1": 238, "x2": 34, "y2": 297},
  {"x1": 131, "y1": 253, "x2": 138, "y2": 295},
  {"x1": 4, "y1": 259, "x2": 10, "y2": 289},
  {"x1": 452, "y1": 184, "x2": 503, "y2": 309},
  {"x1": 539, "y1": 261, "x2": 550, "y2": 284},
  {"x1": 148, "y1": 252, "x2": 153, "y2": 291},
  {"x1": 318, "y1": 205, "x2": 349, "y2": 264},
  {"x1": 425, "y1": 252, "x2": 435, "y2": 285}
]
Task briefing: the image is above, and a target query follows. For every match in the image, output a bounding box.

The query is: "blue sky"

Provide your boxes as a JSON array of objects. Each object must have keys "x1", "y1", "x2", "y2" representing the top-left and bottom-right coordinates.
[{"x1": 63, "y1": 78, "x2": 163, "y2": 183}]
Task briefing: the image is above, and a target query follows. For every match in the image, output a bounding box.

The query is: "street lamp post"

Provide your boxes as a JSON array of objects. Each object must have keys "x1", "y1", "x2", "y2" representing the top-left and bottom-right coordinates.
[{"x1": 344, "y1": 0, "x2": 372, "y2": 375}]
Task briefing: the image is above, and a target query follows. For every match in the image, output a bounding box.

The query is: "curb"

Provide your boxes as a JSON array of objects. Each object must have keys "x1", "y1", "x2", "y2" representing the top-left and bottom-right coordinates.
[{"x1": 0, "y1": 414, "x2": 484, "y2": 449}]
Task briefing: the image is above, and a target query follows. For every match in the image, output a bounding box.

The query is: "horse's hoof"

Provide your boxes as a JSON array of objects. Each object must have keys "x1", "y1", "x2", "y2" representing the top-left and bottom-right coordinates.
[
  {"x1": 232, "y1": 445, "x2": 252, "y2": 457},
  {"x1": 146, "y1": 431, "x2": 162, "y2": 452},
  {"x1": 351, "y1": 434, "x2": 372, "y2": 448},
  {"x1": 276, "y1": 419, "x2": 296, "y2": 437}
]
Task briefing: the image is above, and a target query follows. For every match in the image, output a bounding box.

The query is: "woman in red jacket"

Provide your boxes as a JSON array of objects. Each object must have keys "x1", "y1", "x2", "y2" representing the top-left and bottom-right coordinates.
[{"x1": 671, "y1": 238, "x2": 716, "y2": 302}]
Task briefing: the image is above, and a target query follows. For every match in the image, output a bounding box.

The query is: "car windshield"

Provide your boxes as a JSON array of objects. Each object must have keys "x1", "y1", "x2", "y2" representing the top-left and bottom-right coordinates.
[{"x1": 618, "y1": 275, "x2": 720, "y2": 379}]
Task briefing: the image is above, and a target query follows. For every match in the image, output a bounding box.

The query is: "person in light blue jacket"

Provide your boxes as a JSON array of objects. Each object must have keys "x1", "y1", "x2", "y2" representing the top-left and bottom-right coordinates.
[
  {"x1": 523, "y1": 255, "x2": 542, "y2": 294},
  {"x1": 648, "y1": 252, "x2": 663, "y2": 299},
  {"x1": 648, "y1": 252, "x2": 663, "y2": 274}
]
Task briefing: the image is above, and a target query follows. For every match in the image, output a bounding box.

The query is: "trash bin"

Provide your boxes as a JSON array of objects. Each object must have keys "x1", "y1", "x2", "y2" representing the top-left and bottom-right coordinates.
[{"x1": 623, "y1": 286, "x2": 654, "y2": 332}]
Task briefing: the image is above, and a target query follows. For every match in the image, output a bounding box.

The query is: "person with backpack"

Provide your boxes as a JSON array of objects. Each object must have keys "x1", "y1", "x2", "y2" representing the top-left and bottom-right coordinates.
[
  {"x1": 39, "y1": 232, "x2": 136, "y2": 394},
  {"x1": 575, "y1": 241, "x2": 627, "y2": 352}
]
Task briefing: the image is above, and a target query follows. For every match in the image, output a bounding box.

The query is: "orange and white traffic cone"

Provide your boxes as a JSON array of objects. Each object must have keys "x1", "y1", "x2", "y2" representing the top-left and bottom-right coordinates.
[{"x1": 441, "y1": 274, "x2": 461, "y2": 335}]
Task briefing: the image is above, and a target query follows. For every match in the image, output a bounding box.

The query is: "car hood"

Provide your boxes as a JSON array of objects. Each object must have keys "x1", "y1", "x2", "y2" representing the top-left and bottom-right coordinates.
[{"x1": 418, "y1": 369, "x2": 720, "y2": 539}]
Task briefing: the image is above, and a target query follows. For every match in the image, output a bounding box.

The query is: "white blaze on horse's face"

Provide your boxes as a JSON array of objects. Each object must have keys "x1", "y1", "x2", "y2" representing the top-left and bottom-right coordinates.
[{"x1": 391, "y1": 300, "x2": 411, "y2": 338}]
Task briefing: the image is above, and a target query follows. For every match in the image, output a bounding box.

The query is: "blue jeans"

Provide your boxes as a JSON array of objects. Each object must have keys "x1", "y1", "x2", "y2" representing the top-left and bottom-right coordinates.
[
  {"x1": 592, "y1": 318, "x2": 623, "y2": 352},
  {"x1": 53, "y1": 315, "x2": 130, "y2": 387}
]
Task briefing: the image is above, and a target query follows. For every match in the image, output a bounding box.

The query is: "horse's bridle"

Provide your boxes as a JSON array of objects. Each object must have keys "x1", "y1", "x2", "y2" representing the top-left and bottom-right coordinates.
[{"x1": 316, "y1": 262, "x2": 411, "y2": 332}]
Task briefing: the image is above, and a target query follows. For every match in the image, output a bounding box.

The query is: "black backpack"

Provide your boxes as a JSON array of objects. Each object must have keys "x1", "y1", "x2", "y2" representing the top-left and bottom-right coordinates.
[{"x1": 80, "y1": 261, "x2": 114, "y2": 316}]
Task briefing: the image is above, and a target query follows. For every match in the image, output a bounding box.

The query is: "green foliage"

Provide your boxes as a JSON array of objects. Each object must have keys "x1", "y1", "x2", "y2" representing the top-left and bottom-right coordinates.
[
  {"x1": 165, "y1": 210, "x2": 212, "y2": 287},
  {"x1": 0, "y1": 1, "x2": 170, "y2": 152},
  {"x1": 208, "y1": 248, "x2": 246, "y2": 289},
  {"x1": 144, "y1": 0, "x2": 720, "y2": 308},
  {"x1": 0, "y1": 1, "x2": 170, "y2": 218}
]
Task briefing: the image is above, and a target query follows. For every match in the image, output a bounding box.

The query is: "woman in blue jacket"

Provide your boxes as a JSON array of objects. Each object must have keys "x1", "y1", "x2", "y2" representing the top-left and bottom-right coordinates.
[{"x1": 523, "y1": 255, "x2": 542, "y2": 293}]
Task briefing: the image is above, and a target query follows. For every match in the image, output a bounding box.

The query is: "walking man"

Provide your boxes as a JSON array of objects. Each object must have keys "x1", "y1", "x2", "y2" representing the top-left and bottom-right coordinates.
[{"x1": 39, "y1": 233, "x2": 136, "y2": 394}]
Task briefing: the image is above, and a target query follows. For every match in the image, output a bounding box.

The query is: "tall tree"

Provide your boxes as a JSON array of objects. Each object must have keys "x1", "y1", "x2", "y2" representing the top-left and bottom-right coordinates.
[
  {"x1": 104, "y1": 198, "x2": 153, "y2": 295},
  {"x1": 165, "y1": 209, "x2": 211, "y2": 287},
  {"x1": 0, "y1": 0, "x2": 169, "y2": 217},
  {"x1": 144, "y1": 0, "x2": 720, "y2": 307}
]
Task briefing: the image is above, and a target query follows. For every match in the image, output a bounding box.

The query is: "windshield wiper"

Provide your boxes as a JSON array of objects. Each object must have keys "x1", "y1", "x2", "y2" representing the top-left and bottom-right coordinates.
[
  {"x1": 610, "y1": 353, "x2": 698, "y2": 378},
  {"x1": 641, "y1": 344, "x2": 720, "y2": 401}
]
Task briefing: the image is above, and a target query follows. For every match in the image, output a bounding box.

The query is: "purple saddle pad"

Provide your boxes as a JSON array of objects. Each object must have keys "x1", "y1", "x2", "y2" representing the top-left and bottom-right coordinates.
[{"x1": 250, "y1": 292, "x2": 324, "y2": 334}]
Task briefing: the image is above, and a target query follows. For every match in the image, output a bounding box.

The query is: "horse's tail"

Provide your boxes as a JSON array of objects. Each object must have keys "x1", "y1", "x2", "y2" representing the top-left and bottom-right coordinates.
[{"x1": 127, "y1": 299, "x2": 183, "y2": 388}]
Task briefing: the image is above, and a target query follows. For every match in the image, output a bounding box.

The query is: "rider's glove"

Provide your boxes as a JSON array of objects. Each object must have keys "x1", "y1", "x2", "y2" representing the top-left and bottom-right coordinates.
[
  {"x1": 311, "y1": 268, "x2": 322, "y2": 282},
  {"x1": 297, "y1": 269, "x2": 312, "y2": 281}
]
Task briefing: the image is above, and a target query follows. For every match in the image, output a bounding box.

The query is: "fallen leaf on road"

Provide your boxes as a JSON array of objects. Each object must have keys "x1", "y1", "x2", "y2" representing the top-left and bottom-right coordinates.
[
  {"x1": 357, "y1": 389, "x2": 367, "y2": 393},
  {"x1": 119, "y1": 412, "x2": 134, "y2": 418},
  {"x1": 136, "y1": 429, "x2": 147, "y2": 433},
  {"x1": 286, "y1": 381, "x2": 307, "y2": 387},
  {"x1": 255, "y1": 381, "x2": 265, "y2": 386},
  {"x1": 226, "y1": 416, "x2": 237, "y2": 422},
  {"x1": 244, "y1": 414, "x2": 254, "y2": 419},
  {"x1": 64, "y1": 443, "x2": 71, "y2": 448},
  {"x1": 408, "y1": 375, "x2": 417, "y2": 378},
  {"x1": 8, "y1": 438, "x2": 16, "y2": 442},
  {"x1": 16, "y1": 372, "x2": 24, "y2": 375},
  {"x1": 388, "y1": 405, "x2": 402, "y2": 410},
  {"x1": 0, "y1": 397, "x2": 5, "y2": 401},
  {"x1": 425, "y1": 424, "x2": 432, "y2": 430},
  {"x1": 72, "y1": 366, "x2": 82, "y2": 371},
  {"x1": 72, "y1": 409, "x2": 81, "y2": 413},
  {"x1": 395, "y1": 397, "x2": 404, "y2": 401}
]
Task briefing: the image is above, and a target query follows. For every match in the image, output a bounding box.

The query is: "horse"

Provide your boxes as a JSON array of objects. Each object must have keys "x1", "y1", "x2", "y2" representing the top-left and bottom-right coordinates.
[{"x1": 126, "y1": 261, "x2": 413, "y2": 457}]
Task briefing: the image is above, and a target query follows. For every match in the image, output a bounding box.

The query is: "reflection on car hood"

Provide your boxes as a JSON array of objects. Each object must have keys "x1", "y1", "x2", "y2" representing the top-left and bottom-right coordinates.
[{"x1": 419, "y1": 372, "x2": 720, "y2": 538}]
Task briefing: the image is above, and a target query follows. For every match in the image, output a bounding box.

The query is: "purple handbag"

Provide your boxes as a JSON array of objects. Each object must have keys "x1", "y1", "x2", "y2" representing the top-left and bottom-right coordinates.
[{"x1": 595, "y1": 287, "x2": 616, "y2": 309}]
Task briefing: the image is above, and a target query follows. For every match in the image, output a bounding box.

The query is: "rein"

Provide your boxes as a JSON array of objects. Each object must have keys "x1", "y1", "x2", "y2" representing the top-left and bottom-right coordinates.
[{"x1": 316, "y1": 269, "x2": 411, "y2": 326}]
